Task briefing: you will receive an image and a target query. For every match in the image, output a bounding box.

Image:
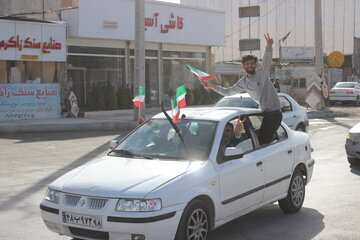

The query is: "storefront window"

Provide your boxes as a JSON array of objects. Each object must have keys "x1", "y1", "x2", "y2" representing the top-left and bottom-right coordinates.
[
  {"x1": 130, "y1": 50, "x2": 159, "y2": 108},
  {"x1": 67, "y1": 46, "x2": 126, "y2": 111},
  {"x1": 163, "y1": 51, "x2": 206, "y2": 107}
]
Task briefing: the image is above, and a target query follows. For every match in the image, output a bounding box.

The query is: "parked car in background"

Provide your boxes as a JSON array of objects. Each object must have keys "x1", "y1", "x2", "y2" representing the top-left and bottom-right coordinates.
[
  {"x1": 329, "y1": 82, "x2": 360, "y2": 106},
  {"x1": 40, "y1": 107, "x2": 314, "y2": 240},
  {"x1": 345, "y1": 121, "x2": 360, "y2": 165},
  {"x1": 215, "y1": 93, "x2": 309, "y2": 132}
]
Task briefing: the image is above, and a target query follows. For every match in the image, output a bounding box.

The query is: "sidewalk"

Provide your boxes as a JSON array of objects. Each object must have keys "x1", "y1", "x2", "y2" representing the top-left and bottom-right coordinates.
[
  {"x1": 0, "y1": 115, "x2": 137, "y2": 134},
  {"x1": 0, "y1": 108, "x2": 160, "y2": 134},
  {"x1": 0, "y1": 107, "x2": 358, "y2": 134}
]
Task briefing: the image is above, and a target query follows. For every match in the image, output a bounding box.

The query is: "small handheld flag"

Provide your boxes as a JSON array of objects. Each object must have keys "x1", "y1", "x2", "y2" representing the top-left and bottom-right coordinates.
[
  {"x1": 185, "y1": 65, "x2": 213, "y2": 81},
  {"x1": 171, "y1": 85, "x2": 187, "y2": 124},
  {"x1": 132, "y1": 86, "x2": 145, "y2": 109}
]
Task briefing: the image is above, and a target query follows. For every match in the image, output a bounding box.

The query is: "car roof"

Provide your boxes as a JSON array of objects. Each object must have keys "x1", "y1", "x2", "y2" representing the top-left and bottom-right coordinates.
[
  {"x1": 152, "y1": 107, "x2": 261, "y2": 122},
  {"x1": 221, "y1": 92, "x2": 289, "y2": 99}
]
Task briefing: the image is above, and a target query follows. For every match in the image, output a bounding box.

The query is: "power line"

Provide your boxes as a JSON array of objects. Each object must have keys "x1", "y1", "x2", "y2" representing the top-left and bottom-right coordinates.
[{"x1": 225, "y1": 0, "x2": 287, "y2": 39}]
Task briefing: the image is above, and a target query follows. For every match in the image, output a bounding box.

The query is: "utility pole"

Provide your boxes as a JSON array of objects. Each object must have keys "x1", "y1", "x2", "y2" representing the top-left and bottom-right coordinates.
[
  {"x1": 134, "y1": 0, "x2": 145, "y2": 120},
  {"x1": 314, "y1": 0, "x2": 323, "y2": 78},
  {"x1": 314, "y1": 0, "x2": 326, "y2": 109}
]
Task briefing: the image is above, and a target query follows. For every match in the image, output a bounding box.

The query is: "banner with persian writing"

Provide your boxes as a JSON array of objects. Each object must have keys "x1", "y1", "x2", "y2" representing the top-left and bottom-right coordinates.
[
  {"x1": 0, "y1": 84, "x2": 61, "y2": 121},
  {"x1": 0, "y1": 20, "x2": 66, "y2": 62}
]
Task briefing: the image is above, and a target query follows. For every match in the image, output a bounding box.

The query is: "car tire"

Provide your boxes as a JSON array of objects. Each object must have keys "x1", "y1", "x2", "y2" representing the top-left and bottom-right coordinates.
[
  {"x1": 278, "y1": 168, "x2": 305, "y2": 213},
  {"x1": 329, "y1": 100, "x2": 336, "y2": 106},
  {"x1": 175, "y1": 199, "x2": 210, "y2": 240},
  {"x1": 348, "y1": 157, "x2": 359, "y2": 165},
  {"x1": 295, "y1": 124, "x2": 306, "y2": 132}
]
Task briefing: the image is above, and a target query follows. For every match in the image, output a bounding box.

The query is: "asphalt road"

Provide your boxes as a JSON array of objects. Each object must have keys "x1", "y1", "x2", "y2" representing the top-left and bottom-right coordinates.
[{"x1": 0, "y1": 117, "x2": 360, "y2": 240}]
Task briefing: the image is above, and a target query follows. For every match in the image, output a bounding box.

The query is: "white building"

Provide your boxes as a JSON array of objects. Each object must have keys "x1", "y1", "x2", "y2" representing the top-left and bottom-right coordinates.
[
  {"x1": 181, "y1": 0, "x2": 360, "y2": 62},
  {"x1": 0, "y1": 0, "x2": 225, "y2": 118},
  {"x1": 181, "y1": 0, "x2": 360, "y2": 105}
]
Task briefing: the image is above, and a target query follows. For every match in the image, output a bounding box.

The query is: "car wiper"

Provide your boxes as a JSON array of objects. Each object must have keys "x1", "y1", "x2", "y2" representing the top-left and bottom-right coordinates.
[
  {"x1": 161, "y1": 102, "x2": 191, "y2": 159},
  {"x1": 111, "y1": 149, "x2": 153, "y2": 159}
]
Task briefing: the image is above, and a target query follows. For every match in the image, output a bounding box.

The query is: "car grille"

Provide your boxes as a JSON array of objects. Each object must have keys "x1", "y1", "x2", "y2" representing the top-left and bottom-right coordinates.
[
  {"x1": 64, "y1": 194, "x2": 109, "y2": 210},
  {"x1": 64, "y1": 194, "x2": 81, "y2": 206},
  {"x1": 68, "y1": 226, "x2": 109, "y2": 240},
  {"x1": 88, "y1": 197, "x2": 108, "y2": 209}
]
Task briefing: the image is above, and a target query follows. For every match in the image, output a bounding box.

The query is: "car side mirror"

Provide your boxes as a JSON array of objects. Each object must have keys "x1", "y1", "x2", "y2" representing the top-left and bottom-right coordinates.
[
  {"x1": 109, "y1": 140, "x2": 119, "y2": 149},
  {"x1": 224, "y1": 147, "x2": 244, "y2": 160}
]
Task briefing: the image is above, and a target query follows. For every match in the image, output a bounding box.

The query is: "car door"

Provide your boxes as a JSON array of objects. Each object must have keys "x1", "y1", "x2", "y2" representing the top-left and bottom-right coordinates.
[
  {"x1": 216, "y1": 119, "x2": 264, "y2": 219},
  {"x1": 248, "y1": 115, "x2": 294, "y2": 202},
  {"x1": 280, "y1": 96, "x2": 297, "y2": 130}
]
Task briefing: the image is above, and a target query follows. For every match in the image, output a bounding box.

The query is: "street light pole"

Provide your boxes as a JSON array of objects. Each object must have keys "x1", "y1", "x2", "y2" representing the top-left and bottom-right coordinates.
[{"x1": 134, "y1": 0, "x2": 145, "y2": 120}]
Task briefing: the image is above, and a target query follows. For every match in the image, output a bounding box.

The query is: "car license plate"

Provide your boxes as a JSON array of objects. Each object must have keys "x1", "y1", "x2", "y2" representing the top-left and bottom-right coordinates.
[{"x1": 62, "y1": 212, "x2": 102, "y2": 229}]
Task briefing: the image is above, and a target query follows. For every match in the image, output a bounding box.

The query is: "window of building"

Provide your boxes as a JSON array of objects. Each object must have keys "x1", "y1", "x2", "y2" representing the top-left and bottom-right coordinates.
[{"x1": 67, "y1": 46, "x2": 126, "y2": 111}]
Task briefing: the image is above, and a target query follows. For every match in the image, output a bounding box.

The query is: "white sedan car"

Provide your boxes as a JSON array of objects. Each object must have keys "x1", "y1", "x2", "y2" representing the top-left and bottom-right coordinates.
[
  {"x1": 215, "y1": 93, "x2": 309, "y2": 132},
  {"x1": 345, "y1": 121, "x2": 360, "y2": 165},
  {"x1": 329, "y1": 81, "x2": 360, "y2": 106},
  {"x1": 40, "y1": 107, "x2": 314, "y2": 240}
]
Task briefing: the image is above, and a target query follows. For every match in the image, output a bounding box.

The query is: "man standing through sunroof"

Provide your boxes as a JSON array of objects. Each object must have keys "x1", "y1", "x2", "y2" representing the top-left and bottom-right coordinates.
[{"x1": 201, "y1": 33, "x2": 281, "y2": 145}]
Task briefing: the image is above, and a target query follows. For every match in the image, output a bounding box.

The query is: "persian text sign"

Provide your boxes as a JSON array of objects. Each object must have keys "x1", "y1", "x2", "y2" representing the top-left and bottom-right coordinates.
[
  {"x1": 0, "y1": 20, "x2": 66, "y2": 61},
  {"x1": 281, "y1": 46, "x2": 314, "y2": 62},
  {"x1": 0, "y1": 84, "x2": 61, "y2": 121}
]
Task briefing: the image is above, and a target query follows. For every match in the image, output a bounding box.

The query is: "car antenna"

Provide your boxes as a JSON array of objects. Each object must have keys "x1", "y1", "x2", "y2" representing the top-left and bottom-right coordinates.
[{"x1": 161, "y1": 102, "x2": 191, "y2": 159}]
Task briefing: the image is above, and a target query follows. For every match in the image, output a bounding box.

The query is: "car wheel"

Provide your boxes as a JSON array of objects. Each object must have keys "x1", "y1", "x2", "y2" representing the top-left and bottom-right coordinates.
[
  {"x1": 175, "y1": 199, "x2": 210, "y2": 240},
  {"x1": 295, "y1": 124, "x2": 306, "y2": 132},
  {"x1": 278, "y1": 169, "x2": 305, "y2": 213},
  {"x1": 329, "y1": 100, "x2": 336, "y2": 106},
  {"x1": 348, "y1": 157, "x2": 359, "y2": 165}
]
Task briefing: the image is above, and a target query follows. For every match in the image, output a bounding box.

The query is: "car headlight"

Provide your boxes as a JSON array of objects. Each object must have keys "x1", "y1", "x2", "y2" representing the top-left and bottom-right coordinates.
[
  {"x1": 347, "y1": 133, "x2": 360, "y2": 143},
  {"x1": 45, "y1": 189, "x2": 60, "y2": 203},
  {"x1": 115, "y1": 198, "x2": 162, "y2": 212}
]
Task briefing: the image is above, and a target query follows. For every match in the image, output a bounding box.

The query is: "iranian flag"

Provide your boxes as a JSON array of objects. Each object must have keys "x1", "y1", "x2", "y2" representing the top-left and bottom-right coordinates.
[
  {"x1": 185, "y1": 64, "x2": 213, "y2": 81},
  {"x1": 132, "y1": 86, "x2": 145, "y2": 109},
  {"x1": 171, "y1": 85, "x2": 187, "y2": 124}
]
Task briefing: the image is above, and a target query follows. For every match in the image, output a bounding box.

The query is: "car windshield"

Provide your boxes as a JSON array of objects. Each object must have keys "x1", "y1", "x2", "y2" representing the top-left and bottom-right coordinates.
[
  {"x1": 112, "y1": 119, "x2": 217, "y2": 160},
  {"x1": 215, "y1": 97, "x2": 259, "y2": 108},
  {"x1": 334, "y1": 82, "x2": 355, "y2": 88}
]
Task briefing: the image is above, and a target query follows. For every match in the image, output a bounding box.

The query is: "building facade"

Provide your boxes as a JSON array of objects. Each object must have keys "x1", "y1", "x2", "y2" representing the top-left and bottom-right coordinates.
[
  {"x1": 181, "y1": 0, "x2": 360, "y2": 103},
  {"x1": 0, "y1": 0, "x2": 225, "y2": 119}
]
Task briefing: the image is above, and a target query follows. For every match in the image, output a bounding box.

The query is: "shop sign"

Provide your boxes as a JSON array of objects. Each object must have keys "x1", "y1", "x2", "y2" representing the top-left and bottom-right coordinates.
[
  {"x1": 0, "y1": 84, "x2": 62, "y2": 121},
  {"x1": 144, "y1": 12, "x2": 183, "y2": 34},
  {"x1": 0, "y1": 20, "x2": 66, "y2": 62},
  {"x1": 78, "y1": 0, "x2": 224, "y2": 46},
  {"x1": 280, "y1": 46, "x2": 314, "y2": 63}
]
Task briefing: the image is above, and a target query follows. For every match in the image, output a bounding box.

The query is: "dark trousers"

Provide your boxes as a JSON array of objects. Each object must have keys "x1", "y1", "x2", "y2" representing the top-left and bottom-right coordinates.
[{"x1": 258, "y1": 110, "x2": 283, "y2": 145}]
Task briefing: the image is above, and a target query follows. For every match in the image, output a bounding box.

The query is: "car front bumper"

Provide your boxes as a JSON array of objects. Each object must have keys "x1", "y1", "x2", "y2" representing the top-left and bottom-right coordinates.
[
  {"x1": 305, "y1": 158, "x2": 315, "y2": 184},
  {"x1": 345, "y1": 139, "x2": 360, "y2": 159},
  {"x1": 40, "y1": 200, "x2": 183, "y2": 240}
]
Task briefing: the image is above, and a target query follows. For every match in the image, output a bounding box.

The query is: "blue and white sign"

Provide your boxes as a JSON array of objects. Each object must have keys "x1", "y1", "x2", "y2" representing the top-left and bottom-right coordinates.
[{"x1": 0, "y1": 84, "x2": 62, "y2": 121}]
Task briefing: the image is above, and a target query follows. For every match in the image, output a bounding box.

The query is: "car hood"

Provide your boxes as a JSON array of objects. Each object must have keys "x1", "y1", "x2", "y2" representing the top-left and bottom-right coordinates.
[
  {"x1": 50, "y1": 156, "x2": 204, "y2": 198},
  {"x1": 350, "y1": 122, "x2": 360, "y2": 133}
]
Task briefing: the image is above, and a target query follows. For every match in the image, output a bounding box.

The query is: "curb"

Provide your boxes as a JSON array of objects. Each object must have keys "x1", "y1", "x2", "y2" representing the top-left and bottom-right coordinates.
[
  {"x1": 307, "y1": 112, "x2": 349, "y2": 119},
  {"x1": 0, "y1": 120, "x2": 137, "y2": 134}
]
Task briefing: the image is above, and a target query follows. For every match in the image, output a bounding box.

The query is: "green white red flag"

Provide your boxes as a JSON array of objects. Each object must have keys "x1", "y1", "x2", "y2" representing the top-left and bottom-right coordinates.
[
  {"x1": 171, "y1": 85, "x2": 187, "y2": 124},
  {"x1": 132, "y1": 86, "x2": 145, "y2": 109},
  {"x1": 185, "y1": 64, "x2": 213, "y2": 81}
]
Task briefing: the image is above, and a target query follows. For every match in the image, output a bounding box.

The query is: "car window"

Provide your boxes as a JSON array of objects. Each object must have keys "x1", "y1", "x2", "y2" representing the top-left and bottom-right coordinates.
[
  {"x1": 247, "y1": 115, "x2": 288, "y2": 145},
  {"x1": 228, "y1": 118, "x2": 254, "y2": 153},
  {"x1": 276, "y1": 125, "x2": 288, "y2": 141},
  {"x1": 279, "y1": 96, "x2": 292, "y2": 112},
  {"x1": 114, "y1": 119, "x2": 217, "y2": 160},
  {"x1": 215, "y1": 97, "x2": 259, "y2": 108},
  {"x1": 334, "y1": 82, "x2": 355, "y2": 88}
]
